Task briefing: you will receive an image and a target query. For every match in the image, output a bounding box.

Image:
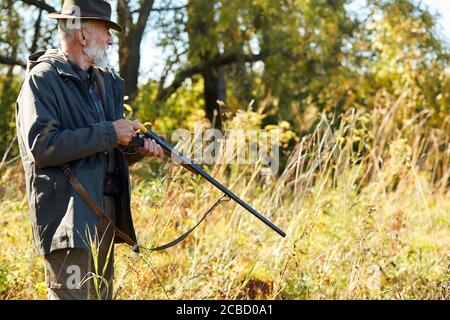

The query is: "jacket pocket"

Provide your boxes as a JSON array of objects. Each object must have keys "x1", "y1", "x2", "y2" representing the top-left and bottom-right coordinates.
[{"x1": 33, "y1": 168, "x2": 57, "y2": 226}]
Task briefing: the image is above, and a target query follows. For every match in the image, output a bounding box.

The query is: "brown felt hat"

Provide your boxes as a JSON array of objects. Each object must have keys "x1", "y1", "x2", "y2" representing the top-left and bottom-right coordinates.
[{"x1": 48, "y1": 0, "x2": 123, "y2": 32}]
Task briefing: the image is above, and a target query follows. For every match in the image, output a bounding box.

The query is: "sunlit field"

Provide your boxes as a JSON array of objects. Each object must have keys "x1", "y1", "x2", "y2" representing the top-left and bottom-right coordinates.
[{"x1": 1, "y1": 106, "x2": 448, "y2": 300}]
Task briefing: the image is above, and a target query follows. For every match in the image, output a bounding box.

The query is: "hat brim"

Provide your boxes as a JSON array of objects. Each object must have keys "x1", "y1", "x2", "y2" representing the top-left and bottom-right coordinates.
[{"x1": 48, "y1": 13, "x2": 123, "y2": 32}]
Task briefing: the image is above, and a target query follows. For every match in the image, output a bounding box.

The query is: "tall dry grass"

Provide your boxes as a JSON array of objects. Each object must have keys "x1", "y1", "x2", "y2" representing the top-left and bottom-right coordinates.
[{"x1": 0, "y1": 104, "x2": 449, "y2": 299}]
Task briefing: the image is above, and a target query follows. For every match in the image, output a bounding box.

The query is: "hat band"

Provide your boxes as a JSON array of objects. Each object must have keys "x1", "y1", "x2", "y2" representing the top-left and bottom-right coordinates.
[{"x1": 61, "y1": 10, "x2": 110, "y2": 20}]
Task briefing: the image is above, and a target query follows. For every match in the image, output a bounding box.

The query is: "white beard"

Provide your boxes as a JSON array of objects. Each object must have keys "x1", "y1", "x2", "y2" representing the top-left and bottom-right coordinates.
[{"x1": 83, "y1": 43, "x2": 109, "y2": 68}]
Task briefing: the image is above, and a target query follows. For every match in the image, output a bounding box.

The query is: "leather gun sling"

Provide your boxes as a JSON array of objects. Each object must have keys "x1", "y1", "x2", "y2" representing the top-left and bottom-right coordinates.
[
  {"x1": 61, "y1": 164, "x2": 224, "y2": 252},
  {"x1": 62, "y1": 164, "x2": 137, "y2": 248}
]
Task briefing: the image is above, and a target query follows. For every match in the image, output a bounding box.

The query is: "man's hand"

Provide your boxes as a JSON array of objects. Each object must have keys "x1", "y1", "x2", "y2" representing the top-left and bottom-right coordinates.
[
  {"x1": 138, "y1": 138, "x2": 165, "y2": 158},
  {"x1": 113, "y1": 119, "x2": 141, "y2": 146}
]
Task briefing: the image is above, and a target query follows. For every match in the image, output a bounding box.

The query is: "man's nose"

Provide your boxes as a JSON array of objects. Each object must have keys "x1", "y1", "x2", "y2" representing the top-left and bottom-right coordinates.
[{"x1": 107, "y1": 32, "x2": 113, "y2": 46}]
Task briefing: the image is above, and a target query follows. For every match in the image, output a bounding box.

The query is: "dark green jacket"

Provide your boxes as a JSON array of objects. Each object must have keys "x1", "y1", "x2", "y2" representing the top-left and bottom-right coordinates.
[{"x1": 16, "y1": 49, "x2": 139, "y2": 254}]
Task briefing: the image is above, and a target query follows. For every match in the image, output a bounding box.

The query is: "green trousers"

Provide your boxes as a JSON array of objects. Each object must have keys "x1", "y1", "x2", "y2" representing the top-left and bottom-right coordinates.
[{"x1": 43, "y1": 196, "x2": 115, "y2": 300}]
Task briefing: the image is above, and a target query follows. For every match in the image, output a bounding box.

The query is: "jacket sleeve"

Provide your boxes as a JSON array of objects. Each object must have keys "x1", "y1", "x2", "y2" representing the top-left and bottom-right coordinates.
[
  {"x1": 18, "y1": 69, "x2": 118, "y2": 168},
  {"x1": 109, "y1": 71, "x2": 145, "y2": 167}
]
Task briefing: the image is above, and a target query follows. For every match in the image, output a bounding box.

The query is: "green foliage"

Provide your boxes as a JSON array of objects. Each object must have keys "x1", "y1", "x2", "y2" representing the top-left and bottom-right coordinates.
[
  {"x1": 0, "y1": 1, "x2": 25, "y2": 159},
  {"x1": 0, "y1": 1, "x2": 22, "y2": 59},
  {"x1": 133, "y1": 76, "x2": 206, "y2": 133},
  {"x1": 0, "y1": 72, "x2": 21, "y2": 158},
  {"x1": 155, "y1": 0, "x2": 450, "y2": 136},
  {"x1": 351, "y1": 0, "x2": 450, "y2": 127}
]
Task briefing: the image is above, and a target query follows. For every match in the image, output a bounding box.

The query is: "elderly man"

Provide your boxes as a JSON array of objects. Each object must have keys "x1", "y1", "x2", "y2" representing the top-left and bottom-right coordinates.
[{"x1": 16, "y1": 0, "x2": 163, "y2": 300}]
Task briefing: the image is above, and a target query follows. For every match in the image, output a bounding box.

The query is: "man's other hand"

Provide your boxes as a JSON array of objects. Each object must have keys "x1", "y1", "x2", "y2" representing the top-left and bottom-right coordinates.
[
  {"x1": 113, "y1": 119, "x2": 141, "y2": 146},
  {"x1": 138, "y1": 139, "x2": 164, "y2": 158}
]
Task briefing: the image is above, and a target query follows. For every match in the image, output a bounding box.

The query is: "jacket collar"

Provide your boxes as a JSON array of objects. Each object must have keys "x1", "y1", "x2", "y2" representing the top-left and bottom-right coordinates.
[
  {"x1": 32, "y1": 49, "x2": 81, "y2": 80},
  {"x1": 27, "y1": 49, "x2": 113, "y2": 82},
  {"x1": 38, "y1": 49, "x2": 106, "y2": 82}
]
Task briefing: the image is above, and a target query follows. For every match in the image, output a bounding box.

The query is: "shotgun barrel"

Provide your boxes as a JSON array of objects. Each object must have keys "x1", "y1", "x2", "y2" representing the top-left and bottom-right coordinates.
[{"x1": 140, "y1": 125, "x2": 286, "y2": 238}]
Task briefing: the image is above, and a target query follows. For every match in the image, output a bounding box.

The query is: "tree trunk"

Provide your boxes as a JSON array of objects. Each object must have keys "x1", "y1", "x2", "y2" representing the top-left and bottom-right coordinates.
[
  {"x1": 116, "y1": 0, "x2": 155, "y2": 102},
  {"x1": 187, "y1": 0, "x2": 227, "y2": 130},
  {"x1": 202, "y1": 67, "x2": 226, "y2": 130},
  {"x1": 118, "y1": 34, "x2": 141, "y2": 101}
]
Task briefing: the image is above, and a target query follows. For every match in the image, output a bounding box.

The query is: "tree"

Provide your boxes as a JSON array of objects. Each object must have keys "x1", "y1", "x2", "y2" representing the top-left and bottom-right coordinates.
[
  {"x1": 152, "y1": 0, "x2": 357, "y2": 130},
  {"x1": 117, "y1": 0, "x2": 156, "y2": 101},
  {"x1": 1, "y1": 0, "x2": 449, "y2": 141},
  {"x1": 115, "y1": 0, "x2": 191, "y2": 102},
  {"x1": 0, "y1": 0, "x2": 25, "y2": 157}
]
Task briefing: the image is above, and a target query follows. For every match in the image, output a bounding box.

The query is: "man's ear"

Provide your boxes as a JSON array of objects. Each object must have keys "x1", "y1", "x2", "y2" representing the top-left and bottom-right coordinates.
[{"x1": 75, "y1": 29, "x2": 87, "y2": 46}]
